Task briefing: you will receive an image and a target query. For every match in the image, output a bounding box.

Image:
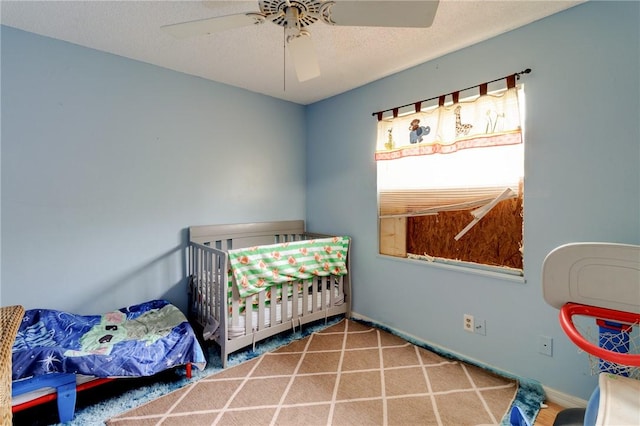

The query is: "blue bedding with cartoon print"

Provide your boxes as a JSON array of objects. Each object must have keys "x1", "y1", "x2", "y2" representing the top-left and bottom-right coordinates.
[{"x1": 12, "y1": 299, "x2": 206, "y2": 380}]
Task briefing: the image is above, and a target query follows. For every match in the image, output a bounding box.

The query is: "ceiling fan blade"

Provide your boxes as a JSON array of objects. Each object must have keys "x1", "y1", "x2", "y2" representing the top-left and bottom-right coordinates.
[
  {"x1": 287, "y1": 31, "x2": 320, "y2": 82},
  {"x1": 325, "y1": 1, "x2": 439, "y2": 28},
  {"x1": 161, "y1": 13, "x2": 263, "y2": 39}
]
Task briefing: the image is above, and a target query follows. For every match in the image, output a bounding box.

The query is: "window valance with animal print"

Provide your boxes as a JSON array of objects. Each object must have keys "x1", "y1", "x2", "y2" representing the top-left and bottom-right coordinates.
[{"x1": 374, "y1": 75, "x2": 524, "y2": 162}]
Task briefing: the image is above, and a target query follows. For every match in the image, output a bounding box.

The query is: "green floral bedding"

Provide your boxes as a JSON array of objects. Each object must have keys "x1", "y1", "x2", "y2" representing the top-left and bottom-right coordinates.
[{"x1": 228, "y1": 236, "x2": 349, "y2": 300}]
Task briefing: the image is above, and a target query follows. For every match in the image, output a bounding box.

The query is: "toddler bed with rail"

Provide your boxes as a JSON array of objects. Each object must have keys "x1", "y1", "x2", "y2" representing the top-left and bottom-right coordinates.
[
  {"x1": 10, "y1": 299, "x2": 206, "y2": 423},
  {"x1": 187, "y1": 220, "x2": 351, "y2": 367}
]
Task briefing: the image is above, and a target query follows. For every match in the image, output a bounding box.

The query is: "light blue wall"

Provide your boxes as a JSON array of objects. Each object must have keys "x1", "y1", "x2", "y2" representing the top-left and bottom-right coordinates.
[
  {"x1": 2, "y1": 1, "x2": 639, "y2": 402},
  {"x1": 1, "y1": 26, "x2": 306, "y2": 314},
  {"x1": 305, "y1": 1, "x2": 639, "y2": 400}
]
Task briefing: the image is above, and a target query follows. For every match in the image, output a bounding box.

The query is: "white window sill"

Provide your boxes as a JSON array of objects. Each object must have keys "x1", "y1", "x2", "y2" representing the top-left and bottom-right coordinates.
[{"x1": 377, "y1": 253, "x2": 526, "y2": 284}]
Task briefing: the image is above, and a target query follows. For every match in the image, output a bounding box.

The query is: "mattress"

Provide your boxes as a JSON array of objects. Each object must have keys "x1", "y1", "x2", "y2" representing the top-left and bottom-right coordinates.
[{"x1": 203, "y1": 289, "x2": 345, "y2": 340}]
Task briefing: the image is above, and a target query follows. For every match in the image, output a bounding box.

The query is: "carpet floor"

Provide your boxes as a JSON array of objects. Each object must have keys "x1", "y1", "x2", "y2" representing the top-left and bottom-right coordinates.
[{"x1": 106, "y1": 319, "x2": 519, "y2": 425}]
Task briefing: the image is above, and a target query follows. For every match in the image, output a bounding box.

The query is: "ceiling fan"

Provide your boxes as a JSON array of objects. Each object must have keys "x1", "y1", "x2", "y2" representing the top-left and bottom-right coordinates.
[{"x1": 162, "y1": 1, "x2": 439, "y2": 82}]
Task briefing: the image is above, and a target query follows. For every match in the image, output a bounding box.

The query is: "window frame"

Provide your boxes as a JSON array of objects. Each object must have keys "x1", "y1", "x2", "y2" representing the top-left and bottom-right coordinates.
[{"x1": 376, "y1": 85, "x2": 526, "y2": 276}]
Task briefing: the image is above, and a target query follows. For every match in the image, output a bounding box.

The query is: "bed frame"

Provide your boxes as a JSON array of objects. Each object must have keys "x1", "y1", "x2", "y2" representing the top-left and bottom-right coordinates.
[
  {"x1": 187, "y1": 220, "x2": 351, "y2": 367},
  {"x1": 10, "y1": 299, "x2": 202, "y2": 423}
]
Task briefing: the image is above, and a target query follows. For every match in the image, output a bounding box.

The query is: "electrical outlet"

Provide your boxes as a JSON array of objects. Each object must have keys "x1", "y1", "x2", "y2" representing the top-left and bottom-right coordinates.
[
  {"x1": 464, "y1": 314, "x2": 474, "y2": 332},
  {"x1": 475, "y1": 318, "x2": 486, "y2": 335},
  {"x1": 539, "y1": 336, "x2": 553, "y2": 356}
]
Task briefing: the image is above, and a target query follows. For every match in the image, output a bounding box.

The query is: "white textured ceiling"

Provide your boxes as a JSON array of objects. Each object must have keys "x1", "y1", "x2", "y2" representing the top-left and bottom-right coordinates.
[{"x1": 1, "y1": 0, "x2": 583, "y2": 105}]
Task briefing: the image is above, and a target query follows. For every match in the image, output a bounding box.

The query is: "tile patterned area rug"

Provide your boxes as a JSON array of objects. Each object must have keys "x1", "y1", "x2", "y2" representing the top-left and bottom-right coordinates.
[{"x1": 107, "y1": 319, "x2": 518, "y2": 425}]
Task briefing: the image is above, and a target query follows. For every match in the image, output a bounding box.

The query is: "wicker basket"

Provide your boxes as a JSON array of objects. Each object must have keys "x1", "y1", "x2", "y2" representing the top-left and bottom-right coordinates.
[{"x1": 1, "y1": 305, "x2": 25, "y2": 425}]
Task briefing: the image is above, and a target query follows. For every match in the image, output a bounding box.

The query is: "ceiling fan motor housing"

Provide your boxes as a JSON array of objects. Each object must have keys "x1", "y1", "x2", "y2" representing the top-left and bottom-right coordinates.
[{"x1": 259, "y1": 0, "x2": 329, "y2": 28}]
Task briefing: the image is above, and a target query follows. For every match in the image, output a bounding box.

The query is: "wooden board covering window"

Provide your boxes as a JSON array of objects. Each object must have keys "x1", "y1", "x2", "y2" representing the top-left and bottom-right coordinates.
[
  {"x1": 379, "y1": 217, "x2": 407, "y2": 257},
  {"x1": 407, "y1": 196, "x2": 523, "y2": 269}
]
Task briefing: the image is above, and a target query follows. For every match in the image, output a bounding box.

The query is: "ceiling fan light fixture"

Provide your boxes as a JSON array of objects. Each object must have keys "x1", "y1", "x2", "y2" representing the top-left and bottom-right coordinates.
[
  {"x1": 260, "y1": 0, "x2": 323, "y2": 28},
  {"x1": 283, "y1": 3, "x2": 302, "y2": 30}
]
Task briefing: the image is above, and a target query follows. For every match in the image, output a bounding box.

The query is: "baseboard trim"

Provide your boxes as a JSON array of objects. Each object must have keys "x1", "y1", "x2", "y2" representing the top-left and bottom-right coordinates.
[
  {"x1": 350, "y1": 311, "x2": 516, "y2": 375},
  {"x1": 350, "y1": 311, "x2": 465, "y2": 357},
  {"x1": 543, "y1": 386, "x2": 588, "y2": 408},
  {"x1": 350, "y1": 311, "x2": 589, "y2": 409}
]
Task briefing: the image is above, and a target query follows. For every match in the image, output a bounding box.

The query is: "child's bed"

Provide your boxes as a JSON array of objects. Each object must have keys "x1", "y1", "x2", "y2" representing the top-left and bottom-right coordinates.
[
  {"x1": 11, "y1": 299, "x2": 206, "y2": 423},
  {"x1": 187, "y1": 220, "x2": 351, "y2": 367}
]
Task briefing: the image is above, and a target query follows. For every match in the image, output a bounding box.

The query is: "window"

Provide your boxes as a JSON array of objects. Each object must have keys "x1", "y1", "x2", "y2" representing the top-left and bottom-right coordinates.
[{"x1": 376, "y1": 81, "x2": 525, "y2": 275}]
